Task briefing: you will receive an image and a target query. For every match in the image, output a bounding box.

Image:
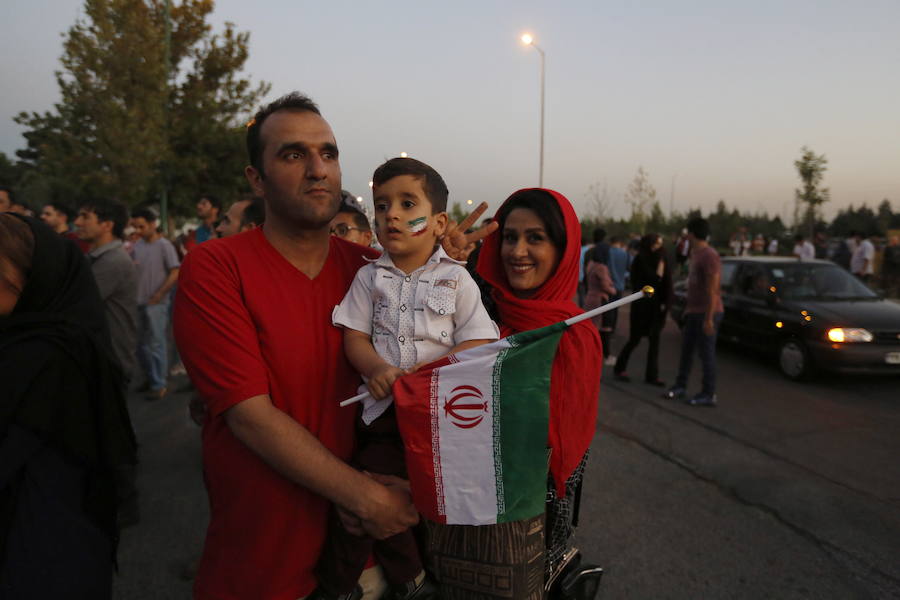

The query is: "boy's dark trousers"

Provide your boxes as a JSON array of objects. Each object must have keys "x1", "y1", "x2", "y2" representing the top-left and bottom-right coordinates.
[{"x1": 315, "y1": 404, "x2": 422, "y2": 594}]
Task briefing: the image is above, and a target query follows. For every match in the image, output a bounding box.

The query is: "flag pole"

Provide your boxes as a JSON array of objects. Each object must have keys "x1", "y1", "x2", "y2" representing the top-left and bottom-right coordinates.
[
  {"x1": 564, "y1": 285, "x2": 654, "y2": 327},
  {"x1": 339, "y1": 286, "x2": 654, "y2": 408}
]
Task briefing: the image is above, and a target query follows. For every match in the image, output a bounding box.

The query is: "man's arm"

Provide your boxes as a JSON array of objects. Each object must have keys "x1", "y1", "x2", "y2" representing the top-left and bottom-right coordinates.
[
  {"x1": 224, "y1": 394, "x2": 418, "y2": 539},
  {"x1": 149, "y1": 267, "x2": 179, "y2": 305},
  {"x1": 704, "y1": 260, "x2": 720, "y2": 335},
  {"x1": 343, "y1": 328, "x2": 406, "y2": 400}
]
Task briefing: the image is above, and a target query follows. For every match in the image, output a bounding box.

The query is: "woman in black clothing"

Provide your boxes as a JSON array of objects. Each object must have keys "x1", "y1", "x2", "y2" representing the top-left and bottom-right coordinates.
[
  {"x1": 613, "y1": 233, "x2": 673, "y2": 386},
  {"x1": 0, "y1": 213, "x2": 136, "y2": 599}
]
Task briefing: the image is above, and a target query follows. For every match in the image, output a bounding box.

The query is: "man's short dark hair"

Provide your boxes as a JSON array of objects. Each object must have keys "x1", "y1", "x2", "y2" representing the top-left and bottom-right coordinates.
[
  {"x1": 687, "y1": 217, "x2": 710, "y2": 241},
  {"x1": 337, "y1": 203, "x2": 370, "y2": 232},
  {"x1": 45, "y1": 201, "x2": 74, "y2": 222},
  {"x1": 593, "y1": 228, "x2": 606, "y2": 243},
  {"x1": 241, "y1": 196, "x2": 265, "y2": 228},
  {"x1": 200, "y1": 194, "x2": 223, "y2": 212},
  {"x1": 81, "y1": 198, "x2": 129, "y2": 238},
  {"x1": 371, "y1": 157, "x2": 449, "y2": 213},
  {"x1": 132, "y1": 207, "x2": 158, "y2": 223},
  {"x1": 246, "y1": 92, "x2": 321, "y2": 177},
  {"x1": 793, "y1": 233, "x2": 804, "y2": 243},
  {"x1": 0, "y1": 186, "x2": 15, "y2": 204}
]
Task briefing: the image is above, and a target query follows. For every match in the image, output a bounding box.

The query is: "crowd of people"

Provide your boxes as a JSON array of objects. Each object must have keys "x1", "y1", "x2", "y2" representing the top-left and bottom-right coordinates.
[
  {"x1": 4, "y1": 89, "x2": 894, "y2": 599},
  {"x1": 723, "y1": 225, "x2": 900, "y2": 293},
  {"x1": 1, "y1": 93, "x2": 613, "y2": 600}
]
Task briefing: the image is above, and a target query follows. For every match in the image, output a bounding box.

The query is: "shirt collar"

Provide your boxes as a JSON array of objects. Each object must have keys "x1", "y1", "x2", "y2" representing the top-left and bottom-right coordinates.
[
  {"x1": 370, "y1": 245, "x2": 466, "y2": 272},
  {"x1": 88, "y1": 239, "x2": 124, "y2": 260}
]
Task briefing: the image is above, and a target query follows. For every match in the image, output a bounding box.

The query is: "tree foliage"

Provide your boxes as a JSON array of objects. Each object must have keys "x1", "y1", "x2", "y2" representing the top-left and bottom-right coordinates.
[
  {"x1": 14, "y1": 0, "x2": 269, "y2": 214},
  {"x1": 623, "y1": 166, "x2": 656, "y2": 232},
  {"x1": 794, "y1": 146, "x2": 830, "y2": 238}
]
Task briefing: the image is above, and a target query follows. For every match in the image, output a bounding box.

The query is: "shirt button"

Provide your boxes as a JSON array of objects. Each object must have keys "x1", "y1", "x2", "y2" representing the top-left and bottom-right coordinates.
[
  {"x1": 405, "y1": 276, "x2": 411, "y2": 282},
  {"x1": 441, "y1": 331, "x2": 448, "y2": 337},
  {"x1": 438, "y1": 309, "x2": 446, "y2": 315},
  {"x1": 398, "y1": 335, "x2": 405, "y2": 343},
  {"x1": 400, "y1": 304, "x2": 407, "y2": 312}
]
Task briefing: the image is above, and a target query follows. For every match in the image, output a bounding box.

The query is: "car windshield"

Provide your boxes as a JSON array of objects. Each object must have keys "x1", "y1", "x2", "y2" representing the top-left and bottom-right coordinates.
[{"x1": 770, "y1": 264, "x2": 878, "y2": 300}]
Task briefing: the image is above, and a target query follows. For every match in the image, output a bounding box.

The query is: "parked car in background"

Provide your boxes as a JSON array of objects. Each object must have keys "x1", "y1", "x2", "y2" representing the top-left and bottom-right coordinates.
[{"x1": 671, "y1": 257, "x2": 900, "y2": 379}]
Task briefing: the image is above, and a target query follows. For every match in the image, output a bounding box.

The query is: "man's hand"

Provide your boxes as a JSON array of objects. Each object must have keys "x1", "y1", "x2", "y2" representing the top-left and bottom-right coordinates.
[
  {"x1": 336, "y1": 505, "x2": 365, "y2": 537},
  {"x1": 188, "y1": 394, "x2": 207, "y2": 426},
  {"x1": 147, "y1": 293, "x2": 162, "y2": 305},
  {"x1": 441, "y1": 201, "x2": 499, "y2": 262},
  {"x1": 703, "y1": 317, "x2": 715, "y2": 336},
  {"x1": 367, "y1": 364, "x2": 406, "y2": 400},
  {"x1": 357, "y1": 473, "x2": 419, "y2": 540}
]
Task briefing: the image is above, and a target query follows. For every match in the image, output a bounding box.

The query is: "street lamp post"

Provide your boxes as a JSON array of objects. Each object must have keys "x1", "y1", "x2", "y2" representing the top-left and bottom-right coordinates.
[{"x1": 521, "y1": 33, "x2": 545, "y2": 187}]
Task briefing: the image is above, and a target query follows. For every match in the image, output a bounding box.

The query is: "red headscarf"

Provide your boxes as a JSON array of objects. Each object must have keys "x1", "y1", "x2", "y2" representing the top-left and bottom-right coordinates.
[{"x1": 476, "y1": 188, "x2": 603, "y2": 495}]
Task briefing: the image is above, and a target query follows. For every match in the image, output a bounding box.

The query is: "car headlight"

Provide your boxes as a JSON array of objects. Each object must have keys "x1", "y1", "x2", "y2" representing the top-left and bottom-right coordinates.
[{"x1": 826, "y1": 328, "x2": 873, "y2": 343}]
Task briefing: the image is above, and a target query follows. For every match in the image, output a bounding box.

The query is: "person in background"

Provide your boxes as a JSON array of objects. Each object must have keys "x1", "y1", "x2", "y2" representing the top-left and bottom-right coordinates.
[
  {"x1": 613, "y1": 233, "x2": 673, "y2": 386},
  {"x1": 833, "y1": 233, "x2": 856, "y2": 270},
  {"x1": 813, "y1": 230, "x2": 829, "y2": 259},
  {"x1": 676, "y1": 228, "x2": 691, "y2": 275},
  {"x1": 751, "y1": 233, "x2": 765, "y2": 255},
  {"x1": 577, "y1": 230, "x2": 598, "y2": 308},
  {"x1": 74, "y1": 198, "x2": 138, "y2": 383},
  {"x1": 882, "y1": 235, "x2": 900, "y2": 298},
  {"x1": 766, "y1": 236, "x2": 779, "y2": 256},
  {"x1": 216, "y1": 196, "x2": 265, "y2": 238},
  {"x1": 792, "y1": 234, "x2": 815, "y2": 260},
  {"x1": 664, "y1": 217, "x2": 723, "y2": 406},
  {"x1": 583, "y1": 235, "x2": 616, "y2": 363},
  {"x1": 603, "y1": 235, "x2": 631, "y2": 365},
  {"x1": 182, "y1": 194, "x2": 222, "y2": 252},
  {"x1": 0, "y1": 214, "x2": 136, "y2": 599},
  {"x1": 39, "y1": 201, "x2": 90, "y2": 252},
  {"x1": 850, "y1": 231, "x2": 875, "y2": 284},
  {"x1": 131, "y1": 207, "x2": 180, "y2": 399},
  {"x1": 329, "y1": 201, "x2": 373, "y2": 247}
]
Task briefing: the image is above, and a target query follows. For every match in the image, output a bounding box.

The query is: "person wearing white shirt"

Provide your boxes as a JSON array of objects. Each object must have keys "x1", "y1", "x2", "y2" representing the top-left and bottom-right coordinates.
[
  {"x1": 850, "y1": 232, "x2": 876, "y2": 283},
  {"x1": 792, "y1": 234, "x2": 815, "y2": 260}
]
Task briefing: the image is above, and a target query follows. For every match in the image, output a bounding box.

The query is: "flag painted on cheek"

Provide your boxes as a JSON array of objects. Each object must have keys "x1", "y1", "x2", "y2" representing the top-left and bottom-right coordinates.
[{"x1": 393, "y1": 322, "x2": 567, "y2": 525}]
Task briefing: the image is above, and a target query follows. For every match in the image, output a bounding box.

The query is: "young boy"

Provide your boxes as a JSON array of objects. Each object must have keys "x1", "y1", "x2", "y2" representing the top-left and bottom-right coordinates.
[{"x1": 314, "y1": 158, "x2": 499, "y2": 600}]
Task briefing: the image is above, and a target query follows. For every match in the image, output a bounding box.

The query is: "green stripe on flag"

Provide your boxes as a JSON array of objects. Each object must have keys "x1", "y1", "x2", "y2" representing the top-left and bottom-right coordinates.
[{"x1": 494, "y1": 322, "x2": 568, "y2": 522}]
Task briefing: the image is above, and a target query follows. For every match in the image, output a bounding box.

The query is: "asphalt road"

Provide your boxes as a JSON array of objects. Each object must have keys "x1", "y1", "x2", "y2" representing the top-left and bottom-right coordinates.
[{"x1": 112, "y1": 309, "x2": 900, "y2": 599}]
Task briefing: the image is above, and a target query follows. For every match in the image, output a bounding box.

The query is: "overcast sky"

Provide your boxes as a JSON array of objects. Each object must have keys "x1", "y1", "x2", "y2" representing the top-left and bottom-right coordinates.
[{"x1": 1, "y1": 0, "x2": 898, "y2": 221}]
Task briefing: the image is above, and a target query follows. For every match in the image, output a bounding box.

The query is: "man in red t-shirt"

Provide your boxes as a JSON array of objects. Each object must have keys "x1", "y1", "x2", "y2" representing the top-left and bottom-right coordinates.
[
  {"x1": 663, "y1": 217, "x2": 723, "y2": 407},
  {"x1": 174, "y1": 92, "x2": 420, "y2": 600}
]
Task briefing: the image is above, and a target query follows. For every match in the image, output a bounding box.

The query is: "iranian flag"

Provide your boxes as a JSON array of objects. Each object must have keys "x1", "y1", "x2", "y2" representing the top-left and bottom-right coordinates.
[{"x1": 393, "y1": 322, "x2": 567, "y2": 526}]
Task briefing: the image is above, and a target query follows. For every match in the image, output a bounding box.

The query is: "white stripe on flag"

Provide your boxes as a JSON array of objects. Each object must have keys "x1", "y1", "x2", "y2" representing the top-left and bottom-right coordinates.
[{"x1": 433, "y1": 342, "x2": 508, "y2": 524}]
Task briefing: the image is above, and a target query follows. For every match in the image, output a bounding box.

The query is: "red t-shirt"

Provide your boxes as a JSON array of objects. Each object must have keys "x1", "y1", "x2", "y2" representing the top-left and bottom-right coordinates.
[
  {"x1": 685, "y1": 245, "x2": 724, "y2": 315},
  {"x1": 173, "y1": 228, "x2": 378, "y2": 600}
]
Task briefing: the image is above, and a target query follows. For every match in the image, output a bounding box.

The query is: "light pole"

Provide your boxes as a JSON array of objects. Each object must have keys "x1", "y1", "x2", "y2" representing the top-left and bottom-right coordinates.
[{"x1": 520, "y1": 33, "x2": 545, "y2": 187}]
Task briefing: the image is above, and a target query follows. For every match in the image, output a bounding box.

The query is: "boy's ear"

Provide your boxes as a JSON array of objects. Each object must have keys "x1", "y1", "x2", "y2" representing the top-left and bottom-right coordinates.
[{"x1": 432, "y1": 211, "x2": 449, "y2": 238}]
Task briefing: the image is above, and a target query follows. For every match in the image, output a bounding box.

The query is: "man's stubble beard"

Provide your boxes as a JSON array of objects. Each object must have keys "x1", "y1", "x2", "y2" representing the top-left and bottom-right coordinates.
[{"x1": 265, "y1": 188, "x2": 342, "y2": 231}]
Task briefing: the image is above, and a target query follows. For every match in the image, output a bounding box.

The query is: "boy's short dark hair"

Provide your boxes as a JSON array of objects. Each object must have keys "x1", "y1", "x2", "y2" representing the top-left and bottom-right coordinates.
[
  {"x1": 132, "y1": 207, "x2": 158, "y2": 223},
  {"x1": 246, "y1": 92, "x2": 321, "y2": 178},
  {"x1": 687, "y1": 217, "x2": 710, "y2": 241},
  {"x1": 81, "y1": 198, "x2": 130, "y2": 238},
  {"x1": 337, "y1": 203, "x2": 371, "y2": 232},
  {"x1": 372, "y1": 157, "x2": 449, "y2": 213},
  {"x1": 45, "y1": 201, "x2": 74, "y2": 222},
  {"x1": 241, "y1": 196, "x2": 265, "y2": 228},
  {"x1": 200, "y1": 194, "x2": 223, "y2": 212},
  {"x1": 593, "y1": 228, "x2": 606, "y2": 243}
]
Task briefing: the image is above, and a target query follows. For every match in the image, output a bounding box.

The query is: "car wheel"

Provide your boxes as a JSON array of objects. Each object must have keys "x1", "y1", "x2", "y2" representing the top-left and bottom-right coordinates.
[{"x1": 778, "y1": 338, "x2": 812, "y2": 380}]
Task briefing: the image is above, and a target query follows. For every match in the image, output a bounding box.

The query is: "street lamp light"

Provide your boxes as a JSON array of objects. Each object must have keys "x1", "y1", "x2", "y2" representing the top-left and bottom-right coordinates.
[{"x1": 520, "y1": 32, "x2": 545, "y2": 187}]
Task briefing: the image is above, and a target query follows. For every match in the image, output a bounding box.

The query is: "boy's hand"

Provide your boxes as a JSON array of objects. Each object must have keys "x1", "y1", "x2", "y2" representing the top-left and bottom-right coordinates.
[
  {"x1": 367, "y1": 364, "x2": 407, "y2": 400},
  {"x1": 441, "y1": 201, "x2": 499, "y2": 262}
]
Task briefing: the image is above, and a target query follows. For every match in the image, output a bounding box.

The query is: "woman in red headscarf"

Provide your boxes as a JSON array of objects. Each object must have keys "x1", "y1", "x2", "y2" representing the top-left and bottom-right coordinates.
[{"x1": 426, "y1": 189, "x2": 603, "y2": 599}]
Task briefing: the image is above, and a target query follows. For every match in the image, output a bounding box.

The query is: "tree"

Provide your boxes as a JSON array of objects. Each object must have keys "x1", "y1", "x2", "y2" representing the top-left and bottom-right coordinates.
[
  {"x1": 14, "y1": 0, "x2": 269, "y2": 213},
  {"x1": 584, "y1": 181, "x2": 612, "y2": 221},
  {"x1": 449, "y1": 202, "x2": 469, "y2": 226},
  {"x1": 794, "y1": 146, "x2": 830, "y2": 238},
  {"x1": 624, "y1": 166, "x2": 656, "y2": 233}
]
